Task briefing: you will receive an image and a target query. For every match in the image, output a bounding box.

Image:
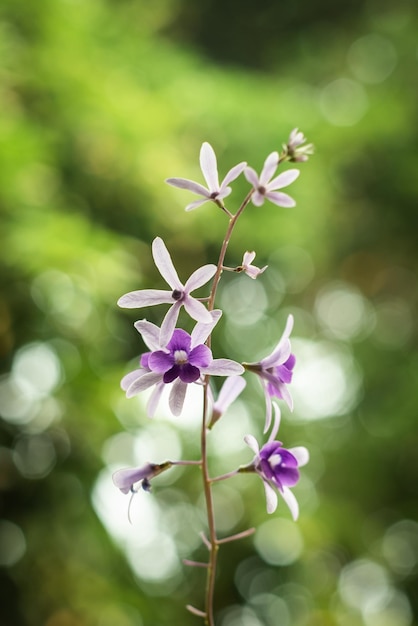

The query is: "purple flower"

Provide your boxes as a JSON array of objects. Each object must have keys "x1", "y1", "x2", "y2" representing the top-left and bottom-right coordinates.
[
  {"x1": 113, "y1": 462, "x2": 167, "y2": 494},
  {"x1": 244, "y1": 314, "x2": 295, "y2": 432},
  {"x1": 166, "y1": 142, "x2": 246, "y2": 211},
  {"x1": 239, "y1": 251, "x2": 268, "y2": 279},
  {"x1": 121, "y1": 311, "x2": 244, "y2": 416},
  {"x1": 245, "y1": 152, "x2": 300, "y2": 207},
  {"x1": 284, "y1": 128, "x2": 314, "y2": 163},
  {"x1": 244, "y1": 433, "x2": 309, "y2": 519},
  {"x1": 118, "y1": 237, "x2": 216, "y2": 345}
]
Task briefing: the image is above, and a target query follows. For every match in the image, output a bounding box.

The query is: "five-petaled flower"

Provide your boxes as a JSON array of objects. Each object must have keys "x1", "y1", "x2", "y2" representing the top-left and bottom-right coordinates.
[
  {"x1": 243, "y1": 314, "x2": 296, "y2": 432},
  {"x1": 243, "y1": 433, "x2": 309, "y2": 520},
  {"x1": 245, "y1": 152, "x2": 300, "y2": 207},
  {"x1": 166, "y1": 142, "x2": 246, "y2": 211},
  {"x1": 121, "y1": 311, "x2": 244, "y2": 416},
  {"x1": 118, "y1": 237, "x2": 216, "y2": 345},
  {"x1": 238, "y1": 251, "x2": 268, "y2": 279}
]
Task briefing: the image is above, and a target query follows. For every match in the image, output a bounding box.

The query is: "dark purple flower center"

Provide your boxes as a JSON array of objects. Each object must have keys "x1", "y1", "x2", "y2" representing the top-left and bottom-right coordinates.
[
  {"x1": 259, "y1": 442, "x2": 300, "y2": 490},
  {"x1": 257, "y1": 185, "x2": 266, "y2": 195},
  {"x1": 172, "y1": 289, "x2": 183, "y2": 301}
]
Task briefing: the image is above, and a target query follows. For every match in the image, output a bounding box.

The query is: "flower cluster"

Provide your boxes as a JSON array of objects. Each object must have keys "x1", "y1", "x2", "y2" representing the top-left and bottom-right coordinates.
[{"x1": 113, "y1": 131, "x2": 313, "y2": 622}]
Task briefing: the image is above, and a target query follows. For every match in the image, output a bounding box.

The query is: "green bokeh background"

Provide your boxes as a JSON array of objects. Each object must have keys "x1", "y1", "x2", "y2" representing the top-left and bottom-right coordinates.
[{"x1": 1, "y1": 1, "x2": 417, "y2": 625}]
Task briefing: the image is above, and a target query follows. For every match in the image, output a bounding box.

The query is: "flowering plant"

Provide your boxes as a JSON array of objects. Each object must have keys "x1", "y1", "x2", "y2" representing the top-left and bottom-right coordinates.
[{"x1": 114, "y1": 131, "x2": 313, "y2": 624}]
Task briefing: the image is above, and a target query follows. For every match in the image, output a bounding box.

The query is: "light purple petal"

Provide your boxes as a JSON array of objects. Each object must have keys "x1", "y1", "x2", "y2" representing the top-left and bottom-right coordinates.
[
  {"x1": 244, "y1": 434, "x2": 260, "y2": 456},
  {"x1": 191, "y1": 309, "x2": 222, "y2": 347},
  {"x1": 159, "y1": 302, "x2": 182, "y2": 346},
  {"x1": 220, "y1": 161, "x2": 247, "y2": 189},
  {"x1": 147, "y1": 382, "x2": 165, "y2": 417},
  {"x1": 280, "y1": 486, "x2": 299, "y2": 520},
  {"x1": 244, "y1": 166, "x2": 260, "y2": 187},
  {"x1": 166, "y1": 177, "x2": 210, "y2": 197},
  {"x1": 183, "y1": 296, "x2": 213, "y2": 324},
  {"x1": 263, "y1": 384, "x2": 273, "y2": 433},
  {"x1": 278, "y1": 381, "x2": 294, "y2": 411},
  {"x1": 288, "y1": 446, "x2": 309, "y2": 467},
  {"x1": 112, "y1": 464, "x2": 154, "y2": 494},
  {"x1": 261, "y1": 315, "x2": 294, "y2": 368},
  {"x1": 268, "y1": 402, "x2": 282, "y2": 441},
  {"x1": 185, "y1": 264, "x2": 217, "y2": 292},
  {"x1": 169, "y1": 379, "x2": 188, "y2": 416},
  {"x1": 267, "y1": 168, "x2": 300, "y2": 191},
  {"x1": 126, "y1": 371, "x2": 163, "y2": 397},
  {"x1": 265, "y1": 191, "x2": 296, "y2": 208},
  {"x1": 261, "y1": 339, "x2": 291, "y2": 369},
  {"x1": 243, "y1": 251, "x2": 256, "y2": 265},
  {"x1": 251, "y1": 191, "x2": 266, "y2": 207},
  {"x1": 121, "y1": 369, "x2": 143, "y2": 391},
  {"x1": 214, "y1": 376, "x2": 246, "y2": 414},
  {"x1": 200, "y1": 142, "x2": 219, "y2": 191},
  {"x1": 152, "y1": 237, "x2": 183, "y2": 290},
  {"x1": 134, "y1": 320, "x2": 161, "y2": 351},
  {"x1": 118, "y1": 289, "x2": 173, "y2": 308},
  {"x1": 263, "y1": 480, "x2": 278, "y2": 514},
  {"x1": 259, "y1": 152, "x2": 279, "y2": 186},
  {"x1": 185, "y1": 198, "x2": 211, "y2": 212},
  {"x1": 203, "y1": 359, "x2": 244, "y2": 376}
]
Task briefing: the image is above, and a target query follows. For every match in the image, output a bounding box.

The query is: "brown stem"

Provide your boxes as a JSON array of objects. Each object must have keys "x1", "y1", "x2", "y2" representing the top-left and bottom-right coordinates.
[{"x1": 200, "y1": 190, "x2": 253, "y2": 625}]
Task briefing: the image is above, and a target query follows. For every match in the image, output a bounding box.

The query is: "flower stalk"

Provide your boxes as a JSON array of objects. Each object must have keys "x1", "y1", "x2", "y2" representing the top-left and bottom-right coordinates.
[{"x1": 114, "y1": 132, "x2": 313, "y2": 624}]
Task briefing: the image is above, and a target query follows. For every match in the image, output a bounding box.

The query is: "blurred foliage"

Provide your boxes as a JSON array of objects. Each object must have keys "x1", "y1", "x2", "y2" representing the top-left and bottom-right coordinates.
[{"x1": 1, "y1": 0, "x2": 417, "y2": 625}]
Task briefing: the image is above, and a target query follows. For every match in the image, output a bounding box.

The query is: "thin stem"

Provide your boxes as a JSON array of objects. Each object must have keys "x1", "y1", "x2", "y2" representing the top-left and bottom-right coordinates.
[
  {"x1": 201, "y1": 386, "x2": 218, "y2": 626},
  {"x1": 199, "y1": 190, "x2": 253, "y2": 625}
]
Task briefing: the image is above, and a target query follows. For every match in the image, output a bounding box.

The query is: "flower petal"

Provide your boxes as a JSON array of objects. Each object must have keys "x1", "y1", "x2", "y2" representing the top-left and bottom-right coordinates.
[
  {"x1": 280, "y1": 486, "x2": 299, "y2": 520},
  {"x1": 169, "y1": 379, "x2": 188, "y2": 416},
  {"x1": 134, "y1": 320, "x2": 161, "y2": 351},
  {"x1": 221, "y1": 161, "x2": 247, "y2": 189},
  {"x1": 259, "y1": 152, "x2": 279, "y2": 186},
  {"x1": 121, "y1": 369, "x2": 143, "y2": 391},
  {"x1": 268, "y1": 168, "x2": 300, "y2": 190},
  {"x1": 251, "y1": 191, "x2": 266, "y2": 206},
  {"x1": 152, "y1": 237, "x2": 183, "y2": 290},
  {"x1": 126, "y1": 371, "x2": 163, "y2": 397},
  {"x1": 203, "y1": 359, "x2": 244, "y2": 376},
  {"x1": 159, "y1": 302, "x2": 182, "y2": 346},
  {"x1": 288, "y1": 446, "x2": 309, "y2": 467},
  {"x1": 261, "y1": 315, "x2": 294, "y2": 368},
  {"x1": 200, "y1": 142, "x2": 219, "y2": 191},
  {"x1": 166, "y1": 177, "x2": 210, "y2": 197},
  {"x1": 244, "y1": 434, "x2": 260, "y2": 455},
  {"x1": 268, "y1": 402, "x2": 282, "y2": 441},
  {"x1": 147, "y1": 382, "x2": 165, "y2": 417},
  {"x1": 112, "y1": 464, "x2": 154, "y2": 494},
  {"x1": 183, "y1": 296, "x2": 213, "y2": 324},
  {"x1": 243, "y1": 251, "x2": 256, "y2": 265},
  {"x1": 214, "y1": 376, "x2": 246, "y2": 414},
  {"x1": 265, "y1": 191, "x2": 296, "y2": 208},
  {"x1": 263, "y1": 480, "x2": 278, "y2": 514},
  {"x1": 185, "y1": 198, "x2": 211, "y2": 212},
  {"x1": 244, "y1": 166, "x2": 260, "y2": 188},
  {"x1": 185, "y1": 264, "x2": 217, "y2": 292},
  {"x1": 148, "y1": 350, "x2": 173, "y2": 373},
  {"x1": 189, "y1": 344, "x2": 212, "y2": 368},
  {"x1": 117, "y1": 289, "x2": 173, "y2": 308},
  {"x1": 260, "y1": 340, "x2": 291, "y2": 369},
  {"x1": 190, "y1": 310, "x2": 220, "y2": 348}
]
